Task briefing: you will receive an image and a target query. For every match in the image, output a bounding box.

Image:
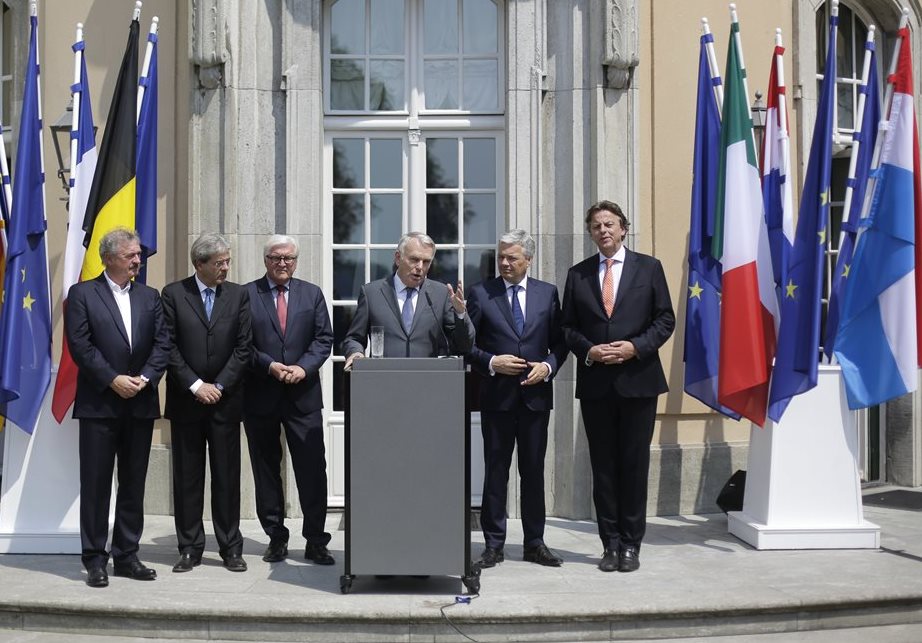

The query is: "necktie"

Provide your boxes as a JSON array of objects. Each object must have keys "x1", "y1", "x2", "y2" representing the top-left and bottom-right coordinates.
[
  {"x1": 602, "y1": 258, "x2": 615, "y2": 317},
  {"x1": 510, "y1": 285, "x2": 525, "y2": 335},
  {"x1": 402, "y1": 287, "x2": 416, "y2": 333},
  {"x1": 204, "y1": 288, "x2": 215, "y2": 321},
  {"x1": 276, "y1": 285, "x2": 287, "y2": 335}
]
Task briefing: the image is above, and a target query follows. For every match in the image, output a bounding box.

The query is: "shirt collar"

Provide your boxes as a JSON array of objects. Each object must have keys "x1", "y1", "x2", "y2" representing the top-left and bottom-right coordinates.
[
  {"x1": 502, "y1": 274, "x2": 528, "y2": 291},
  {"x1": 103, "y1": 271, "x2": 131, "y2": 294},
  {"x1": 598, "y1": 245, "x2": 626, "y2": 264},
  {"x1": 266, "y1": 275, "x2": 288, "y2": 292},
  {"x1": 194, "y1": 274, "x2": 213, "y2": 294},
  {"x1": 393, "y1": 273, "x2": 420, "y2": 295}
]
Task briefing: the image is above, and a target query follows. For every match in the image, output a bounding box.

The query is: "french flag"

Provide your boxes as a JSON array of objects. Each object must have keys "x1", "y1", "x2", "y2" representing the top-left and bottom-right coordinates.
[{"x1": 834, "y1": 26, "x2": 922, "y2": 409}]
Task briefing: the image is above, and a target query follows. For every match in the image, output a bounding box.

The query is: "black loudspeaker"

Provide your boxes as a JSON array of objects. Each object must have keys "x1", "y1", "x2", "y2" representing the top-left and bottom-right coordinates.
[{"x1": 716, "y1": 470, "x2": 746, "y2": 513}]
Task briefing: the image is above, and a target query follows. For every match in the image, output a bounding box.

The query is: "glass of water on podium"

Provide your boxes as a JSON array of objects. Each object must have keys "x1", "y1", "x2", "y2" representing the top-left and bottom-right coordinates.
[{"x1": 370, "y1": 326, "x2": 384, "y2": 358}]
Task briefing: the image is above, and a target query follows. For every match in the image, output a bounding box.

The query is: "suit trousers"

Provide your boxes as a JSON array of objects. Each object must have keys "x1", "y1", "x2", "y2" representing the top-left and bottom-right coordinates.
[
  {"x1": 170, "y1": 416, "x2": 243, "y2": 557},
  {"x1": 78, "y1": 417, "x2": 154, "y2": 568},
  {"x1": 480, "y1": 408, "x2": 550, "y2": 549},
  {"x1": 243, "y1": 407, "x2": 331, "y2": 546},
  {"x1": 580, "y1": 395, "x2": 657, "y2": 551}
]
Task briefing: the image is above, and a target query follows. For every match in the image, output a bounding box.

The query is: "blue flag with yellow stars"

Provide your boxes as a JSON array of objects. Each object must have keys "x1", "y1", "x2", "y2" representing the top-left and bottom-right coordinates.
[
  {"x1": 683, "y1": 34, "x2": 740, "y2": 419},
  {"x1": 0, "y1": 10, "x2": 51, "y2": 434},
  {"x1": 767, "y1": 10, "x2": 837, "y2": 423}
]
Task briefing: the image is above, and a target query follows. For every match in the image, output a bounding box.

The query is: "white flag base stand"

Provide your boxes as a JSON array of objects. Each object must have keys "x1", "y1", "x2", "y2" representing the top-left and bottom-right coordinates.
[
  {"x1": 728, "y1": 365, "x2": 880, "y2": 550},
  {"x1": 0, "y1": 387, "x2": 82, "y2": 554}
]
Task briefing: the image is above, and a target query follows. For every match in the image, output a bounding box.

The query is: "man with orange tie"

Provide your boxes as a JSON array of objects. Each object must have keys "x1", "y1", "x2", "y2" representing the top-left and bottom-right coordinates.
[
  {"x1": 561, "y1": 201, "x2": 674, "y2": 573},
  {"x1": 244, "y1": 235, "x2": 334, "y2": 566}
]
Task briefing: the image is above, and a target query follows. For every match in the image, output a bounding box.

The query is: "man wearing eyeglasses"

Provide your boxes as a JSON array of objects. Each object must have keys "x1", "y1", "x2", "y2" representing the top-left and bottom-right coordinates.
[
  {"x1": 243, "y1": 235, "x2": 335, "y2": 566},
  {"x1": 162, "y1": 233, "x2": 252, "y2": 574}
]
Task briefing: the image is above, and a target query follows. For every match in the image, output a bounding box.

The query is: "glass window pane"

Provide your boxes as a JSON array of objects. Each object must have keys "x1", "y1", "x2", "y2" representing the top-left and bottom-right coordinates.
[
  {"x1": 370, "y1": 0, "x2": 405, "y2": 54},
  {"x1": 331, "y1": 59, "x2": 365, "y2": 110},
  {"x1": 370, "y1": 139, "x2": 403, "y2": 188},
  {"x1": 463, "y1": 60, "x2": 498, "y2": 110},
  {"x1": 837, "y1": 5, "x2": 854, "y2": 78},
  {"x1": 463, "y1": 138, "x2": 495, "y2": 188},
  {"x1": 371, "y1": 249, "x2": 395, "y2": 281},
  {"x1": 331, "y1": 0, "x2": 365, "y2": 55},
  {"x1": 427, "y1": 194, "x2": 459, "y2": 244},
  {"x1": 370, "y1": 60, "x2": 405, "y2": 111},
  {"x1": 837, "y1": 85, "x2": 854, "y2": 130},
  {"x1": 424, "y1": 0, "x2": 458, "y2": 54},
  {"x1": 333, "y1": 139, "x2": 365, "y2": 188},
  {"x1": 370, "y1": 194, "x2": 402, "y2": 244},
  {"x1": 332, "y1": 305, "x2": 356, "y2": 356},
  {"x1": 424, "y1": 60, "x2": 459, "y2": 109},
  {"x1": 463, "y1": 194, "x2": 496, "y2": 245},
  {"x1": 427, "y1": 138, "x2": 459, "y2": 188},
  {"x1": 463, "y1": 0, "x2": 497, "y2": 54},
  {"x1": 333, "y1": 194, "x2": 365, "y2": 244},
  {"x1": 428, "y1": 249, "x2": 458, "y2": 285},
  {"x1": 333, "y1": 249, "x2": 365, "y2": 300},
  {"x1": 465, "y1": 248, "x2": 495, "y2": 289}
]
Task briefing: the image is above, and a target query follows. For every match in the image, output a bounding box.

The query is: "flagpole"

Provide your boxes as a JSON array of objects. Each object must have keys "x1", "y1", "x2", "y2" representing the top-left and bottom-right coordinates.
[
  {"x1": 856, "y1": 8, "x2": 909, "y2": 229},
  {"x1": 835, "y1": 25, "x2": 876, "y2": 251},
  {"x1": 773, "y1": 28, "x2": 791, "y2": 202},
  {"x1": 31, "y1": 0, "x2": 51, "y2": 307},
  {"x1": 137, "y1": 16, "x2": 159, "y2": 124},
  {"x1": 729, "y1": 3, "x2": 757, "y2": 152},
  {"x1": 69, "y1": 24, "x2": 84, "y2": 198},
  {"x1": 133, "y1": 1, "x2": 142, "y2": 22},
  {"x1": 701, "y1": 18, "x2": 723, "y2": 120}
]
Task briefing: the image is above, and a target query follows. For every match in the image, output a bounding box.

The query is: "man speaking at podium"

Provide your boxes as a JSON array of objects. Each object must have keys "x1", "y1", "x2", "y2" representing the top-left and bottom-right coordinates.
[{"x1": 342, "y1": 232, "x2": 474, "y2": 366}]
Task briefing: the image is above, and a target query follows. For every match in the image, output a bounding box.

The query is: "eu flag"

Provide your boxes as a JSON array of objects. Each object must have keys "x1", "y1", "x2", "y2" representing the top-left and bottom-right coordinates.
[
  {"x1": 767, "y1": 12, "x2": 837, "y2": 422},
  {"x1": 683, "y1": 33, "x2": 739, "y2": 419},
  {"x1": 0, "y1": 11, "x2": 52, "y2": 433}
]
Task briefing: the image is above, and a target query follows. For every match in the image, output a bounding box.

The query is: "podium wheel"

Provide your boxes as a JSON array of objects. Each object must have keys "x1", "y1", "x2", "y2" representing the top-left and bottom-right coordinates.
[{"x1": 340, "y1": 574, "x2": 354, "y2": 594}]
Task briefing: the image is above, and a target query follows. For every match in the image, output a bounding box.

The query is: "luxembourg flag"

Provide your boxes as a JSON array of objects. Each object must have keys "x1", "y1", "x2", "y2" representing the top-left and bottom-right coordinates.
[
  {"x1": 834, "y1": 26, "x2": 922, "y2": 409},
  {"x1": 760, "y1": 40, "x2": 793, "y2": 314}
]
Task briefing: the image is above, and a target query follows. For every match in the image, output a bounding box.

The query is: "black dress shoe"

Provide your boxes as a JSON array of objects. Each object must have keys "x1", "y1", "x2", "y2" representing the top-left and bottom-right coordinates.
[
  {"x1": 113, "y1": 560, "x2": 157, "y2": 580},
  {"x1": 599, "y1": 549, "x2": 618, "y2": 573},
  {"x1": 618, "y1": 546, "x2": 640, "y2": 572},
  {"x1": 222, "y1": 553, "x2": 248, "y2": 572},
  {"x1": 262, "y1": 539, "x2": 288, "y2": 563},
  {"x1": 85, "y1": 566, "x2": 109, "y2": 588},
  {"x1": 479, "y1": 546, "x2": 504, "y2": 568},
  {"x1": 304, "y1": 543, "x2": 335, "y2": 565},
  {"x1": 523, "y1": 543, "x2": 563, "y2": 567},
  {"x1": 172, "y1": 553, "x2": 202, "y2": 573}
]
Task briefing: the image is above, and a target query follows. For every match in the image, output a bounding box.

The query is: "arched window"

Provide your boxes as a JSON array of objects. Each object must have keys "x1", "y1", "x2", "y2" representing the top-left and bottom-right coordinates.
[{"x1": 323, "y1": 0, "x2": 506, "y2": 412}]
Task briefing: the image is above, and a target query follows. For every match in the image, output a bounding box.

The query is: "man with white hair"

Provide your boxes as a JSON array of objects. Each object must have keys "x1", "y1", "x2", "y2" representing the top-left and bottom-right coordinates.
[{"x1": 243, "y1": 235, "x2": 335, "y2": 566}]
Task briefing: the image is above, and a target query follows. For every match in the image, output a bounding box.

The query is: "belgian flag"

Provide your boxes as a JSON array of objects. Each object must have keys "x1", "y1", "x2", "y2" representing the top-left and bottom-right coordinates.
[{"x1": 81, "y1": 17, "x2": 139, "y2": 279}]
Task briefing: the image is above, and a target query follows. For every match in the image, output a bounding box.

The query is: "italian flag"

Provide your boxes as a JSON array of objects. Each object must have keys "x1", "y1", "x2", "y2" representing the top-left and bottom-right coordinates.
[{"x1": 712, "y1": 24, "x2": 778, "y2": 426}]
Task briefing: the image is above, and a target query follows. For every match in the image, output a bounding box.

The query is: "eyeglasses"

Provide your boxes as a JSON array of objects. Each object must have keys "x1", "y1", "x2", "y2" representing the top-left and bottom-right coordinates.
[
  {"x1": 266, "y1": 255, "x2": 298, "y2": 264},
  {"x1": 212, "y1": 258, "x2": 232, "y2": 268}
]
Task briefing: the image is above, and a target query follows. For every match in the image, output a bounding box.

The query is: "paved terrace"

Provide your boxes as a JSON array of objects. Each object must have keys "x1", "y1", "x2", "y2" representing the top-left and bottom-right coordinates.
[{"x1": 0, "y1": 488, "x2": 921, "y2": 642}]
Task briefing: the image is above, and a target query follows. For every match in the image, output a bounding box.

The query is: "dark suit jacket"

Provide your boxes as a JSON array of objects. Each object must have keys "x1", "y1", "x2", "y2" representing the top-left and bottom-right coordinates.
[
  {"x1": 561, "y1": 249, "x2": 675, "y2": 400},
  {"x1": 161, "y1": 276, "x2": 252, "y2": 422},
  {"x1": 467, "y1": 277, "x2": 568, "y2": 412},
  {"x1": 244, "y1": 276, "x2": 333, "y2": 417},
  {"x1": 65, "y1": 273, "x2": 170, "y2": 419},
  {"x1": 341, "y1": 275, "x2": 475, "y2": 358}
]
